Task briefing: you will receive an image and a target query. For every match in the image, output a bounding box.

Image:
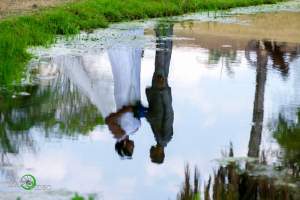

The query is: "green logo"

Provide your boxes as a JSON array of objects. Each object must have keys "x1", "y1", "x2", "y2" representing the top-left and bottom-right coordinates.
[{"x1": 20, "y1": 174, "x2": 37, "y2": 190}]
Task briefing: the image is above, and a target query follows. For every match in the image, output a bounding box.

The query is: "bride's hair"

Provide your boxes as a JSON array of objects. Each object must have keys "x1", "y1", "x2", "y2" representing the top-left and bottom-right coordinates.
[{"x1": 115, "y1": 139, "x2": 134, "y2": 159}]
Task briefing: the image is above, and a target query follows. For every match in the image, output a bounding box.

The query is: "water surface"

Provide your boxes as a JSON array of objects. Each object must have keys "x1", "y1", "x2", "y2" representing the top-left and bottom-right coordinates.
[{"x1": 1, "y1": 2, "x2": 300, "y2": 200}]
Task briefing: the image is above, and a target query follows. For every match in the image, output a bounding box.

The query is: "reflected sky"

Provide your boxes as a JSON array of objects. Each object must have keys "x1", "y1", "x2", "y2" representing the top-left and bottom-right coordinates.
[{"x1": 1, "y1": 9, "x2": 300, "y2": 200}]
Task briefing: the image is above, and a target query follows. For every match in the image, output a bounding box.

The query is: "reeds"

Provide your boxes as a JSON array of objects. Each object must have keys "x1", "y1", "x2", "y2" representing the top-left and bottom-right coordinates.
[
  {"x1": 178, "y1": 149, "x2": 299, "y2": 200},
  {"x1": 177, "y1": 164, "x2": 201, "y2": 200}
]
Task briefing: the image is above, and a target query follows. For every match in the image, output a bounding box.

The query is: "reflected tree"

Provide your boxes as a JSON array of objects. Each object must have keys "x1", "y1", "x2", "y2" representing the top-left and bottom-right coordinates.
[
  {"x1": 207, "y1": 48, "x2": 238, "y2": 77},
  {"x1": 0, "y1": 72, "x2": 104, "y2": 155},
  {"x1": 176, "y1": 40, "x2": 300, "y2": 199},
  {"x1": 273, "y1": 112, "x2": 300, "y2": 178},
  {"x1": 245, "y1": 40, "x2": 300, "y2": 78},
  {"x1": 176, "y1": 39, "x2": 300, "y2": 200},
  {"x1": 246, "y1": 40, "x2": 300, "y2": 158},
  {"x1": 264, "y1": 41, "x2": 289, "y2": 75},
  {"x1": 247, "y1": 41, "x2": 268, "y2": 158}
]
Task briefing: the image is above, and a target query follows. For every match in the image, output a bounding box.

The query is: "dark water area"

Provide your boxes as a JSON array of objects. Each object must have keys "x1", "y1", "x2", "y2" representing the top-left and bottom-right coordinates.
[{"x1": 1, "y1": 5, "x2": 300, "y2": 200}]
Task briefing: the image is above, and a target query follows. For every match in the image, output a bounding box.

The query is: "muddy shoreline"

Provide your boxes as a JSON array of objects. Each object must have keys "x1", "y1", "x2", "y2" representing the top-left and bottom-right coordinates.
[{"x1": 0, "y1": 0, "x2": 76, "y2": 19}]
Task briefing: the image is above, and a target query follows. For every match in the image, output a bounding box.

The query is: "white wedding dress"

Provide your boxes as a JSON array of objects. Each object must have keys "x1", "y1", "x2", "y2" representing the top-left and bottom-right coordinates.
[
  {"x1": 49, "y1": 28, "x2": 144, "y2": 135},
  {"x1": 108, "y1": 28, "x2": 143, "y2": 134}
]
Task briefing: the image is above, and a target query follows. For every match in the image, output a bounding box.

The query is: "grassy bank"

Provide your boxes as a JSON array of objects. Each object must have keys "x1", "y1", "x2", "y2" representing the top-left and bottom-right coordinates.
[{"x1": 0, "y1": 0, "x2": 283, "y2": 87}]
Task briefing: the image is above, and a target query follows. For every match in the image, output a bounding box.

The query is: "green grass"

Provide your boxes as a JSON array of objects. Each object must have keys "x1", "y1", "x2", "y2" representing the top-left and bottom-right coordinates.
[
  {"x1": 71, "y1": 193, "x2": 95, "y2": 200},
  {"x1": 0, "y1": 0, "x2": 283, "y2": 87}
]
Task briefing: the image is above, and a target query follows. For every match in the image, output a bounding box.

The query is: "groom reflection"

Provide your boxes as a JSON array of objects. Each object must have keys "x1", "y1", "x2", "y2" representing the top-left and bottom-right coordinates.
[{"x1": 145, "y1": 23, "x2": 174, "y2": 164}]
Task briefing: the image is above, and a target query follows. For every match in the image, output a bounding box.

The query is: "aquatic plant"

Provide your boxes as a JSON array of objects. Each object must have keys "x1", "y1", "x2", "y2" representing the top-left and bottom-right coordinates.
[
  {"x1": 177, "y1": 164, "x2": 201, "y2": 200},
  {"x1": 177, "y1": 163, "x2": 298, "y2": 200},
  {"x1": 178, "y1": 144, "x2": 299, "y2": 200}
]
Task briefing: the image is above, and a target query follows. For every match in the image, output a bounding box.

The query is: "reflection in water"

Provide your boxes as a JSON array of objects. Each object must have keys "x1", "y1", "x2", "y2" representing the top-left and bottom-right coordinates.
[
  {"x1": 106, "y1": 28, "x2": 143, "y2": 159},
  {"x1": 0, "y1": 77, "x2": 104, "y2": 148},
  {"x1": 208, "y1": 49, "x2": 238, "y2": 77},
  {"x1": 273, "y1": 112, "x2": 300, "y2": 179},
  {"x1": 145, "y1": 23, "x2": 174, "y2": 164},
  {"x1": 0, "y1": 73, "x2": 104, "y2": 137},
  {"x1": 246, "y1": 40, "x2": 300, "y2": 159},
  {"x1": 245, "y1": 40, "x2": 300, "y2": 77},
  {"x1": 0, "y1": 76, "x2": 104, "y2": 182},
  {"x1": 29, "y1": 28, "x2": 145, "y2": 159},
  {"x1": 1, "y1": 13, "x2": 300, "y2": 199},
  {"x1": 177, "y1": 165, "x2": 200, "y2": 200},
  {"x1": 178, "y1": 147, "x2": 299, "y2": 200},
  {"x1": 264, "y1": 41, "x2": 300, "y2": 76},
  {"x1": 264, "y1": 41, "x2": 289, "y2": 75},
  {"x1": 176, "y1": 39, "x2": 300, "y2": 199},
  {"x1": 247, "y1": 41, "x2": 268, "y2": 158}
]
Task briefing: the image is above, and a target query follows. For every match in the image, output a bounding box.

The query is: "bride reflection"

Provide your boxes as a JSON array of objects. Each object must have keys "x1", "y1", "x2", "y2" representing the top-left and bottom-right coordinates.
[
  {"x1": 33, "y1": 24, "x2": 176, "y2": 162},
  {"x1": 49, "y1": 27, "x2": 145, "y2": 159},
  {"x1": 105, "y1": 28, "x2": 144, "y2": 159}
]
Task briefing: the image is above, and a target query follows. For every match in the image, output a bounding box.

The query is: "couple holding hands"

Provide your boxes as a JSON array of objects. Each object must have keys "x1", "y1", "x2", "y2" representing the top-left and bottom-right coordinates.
[
  {"x1": 54, "y1": 22, "x2": 174, "y2": 164},
  {"x1": 105, "y1": 23, "x2": 174, "y2": 164}
]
